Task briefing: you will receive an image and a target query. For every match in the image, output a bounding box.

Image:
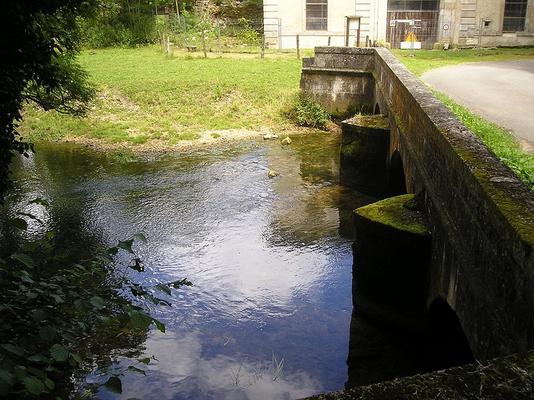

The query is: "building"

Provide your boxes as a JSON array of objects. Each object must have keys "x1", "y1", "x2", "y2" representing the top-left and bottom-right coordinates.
[{"x1": 263, "y1": 0, "x2": 534, "y2": 49}]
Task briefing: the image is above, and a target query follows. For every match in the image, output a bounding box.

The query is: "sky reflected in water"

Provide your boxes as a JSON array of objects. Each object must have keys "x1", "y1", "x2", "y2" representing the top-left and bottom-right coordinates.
[{"x1": 3, "y1": 133, "x2": 377, "y2": 399}]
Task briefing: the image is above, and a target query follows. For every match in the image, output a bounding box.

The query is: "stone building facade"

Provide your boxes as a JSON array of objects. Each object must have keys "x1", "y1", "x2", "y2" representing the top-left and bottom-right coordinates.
[{"x1": 263, "y1": 0, "x2": 534, "y2": 49}]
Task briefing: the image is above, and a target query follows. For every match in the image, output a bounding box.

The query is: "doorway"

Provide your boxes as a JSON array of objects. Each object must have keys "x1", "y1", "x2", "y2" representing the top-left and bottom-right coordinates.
[{"x1": 386, "y1": 0, "x2": 440, "y2": 49}]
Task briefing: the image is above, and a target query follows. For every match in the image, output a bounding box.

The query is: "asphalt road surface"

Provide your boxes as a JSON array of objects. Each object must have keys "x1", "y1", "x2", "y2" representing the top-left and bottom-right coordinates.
[{"x1": 422, "y1": 59, "x2": 534, "y2": 152}]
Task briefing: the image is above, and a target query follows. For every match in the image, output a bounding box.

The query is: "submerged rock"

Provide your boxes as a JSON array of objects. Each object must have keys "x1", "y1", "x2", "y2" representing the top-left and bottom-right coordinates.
[
  {"x1": 263, "y1": 132, "x2": 279, "y2": 140},
  {"x1": 268, "y1": 170, "x2": 279, "y2": 178},
  {"x1": 281, "y1": 137, "x2": 292, "y2": 145}
]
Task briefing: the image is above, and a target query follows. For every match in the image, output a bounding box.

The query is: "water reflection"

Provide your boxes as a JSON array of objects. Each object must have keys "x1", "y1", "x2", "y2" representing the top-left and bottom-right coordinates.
[
  {"x1": 3, "y1": 132, "x2": 374, "y2": 399},
  {"x1": 96, "y1": 331, "x2": 322, "y2": 400}
]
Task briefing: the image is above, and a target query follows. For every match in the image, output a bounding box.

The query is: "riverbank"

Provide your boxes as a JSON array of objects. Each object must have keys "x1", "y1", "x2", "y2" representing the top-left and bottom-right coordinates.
[{"x1": 21, "y1": 46, "x2": 316, "y2": 149}]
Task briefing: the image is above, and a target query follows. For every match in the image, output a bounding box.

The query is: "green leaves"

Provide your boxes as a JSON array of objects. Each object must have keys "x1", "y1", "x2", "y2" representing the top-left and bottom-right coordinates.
[
  {"x1": 38, "y1": 325, "x2": 57, "y2": 342},
  {"x1": 29, "y1": 197, "x2": 50, "y2": 207},
  {"x1": 8, "y1": 218, "x2": 28, "y2": 231},
  {"x1": 117, "y1": 239, "x2": 135, "y2": 254},
  {"x1": 133, "y1": 233, "x2": 147, "y2": 243},
  {"x1": 170, "y1": 278, "x2": 193, "y2": 289},
  {"x1": 49, "y1": 344, "x2": 68, "y2": 362},
  {"x1": 10, "y1": 253, "x2": 34, "y2": 268},
  {"x1": 128, "y1": 365, "x2": 146, "y2": 375},
  {"x1": 104, "y1": 376, "x2": 122, "y2": 394},
  {"x1": 1, "y1": 344, "x2": 25, "y2": 357},
  {"x1": 90, "y1": 296, "x2": 106, "y2": 310},
  {"x1": 128, "y1": 311, "x2": 165, "y2": 333},
  {"x1": 22, "y1": 376, "x2": 45, "y2": 395},
  {"x1": 0, "y1": 227, "x2": 179, "y2": 398},
  {"x1": 156, "y1": 283, "x2": 172, "y2": 295},
  {"x1": 153, "y1": 318, "x2": 166, "y2": 333},
  {"x1": 128, "y1": 310, "x2": 153, "y2": 330}
]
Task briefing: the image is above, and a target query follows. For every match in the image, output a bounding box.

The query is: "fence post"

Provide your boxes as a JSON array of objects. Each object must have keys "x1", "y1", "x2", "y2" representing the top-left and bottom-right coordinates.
[
  {"x1": 166, "y1": 36, "x2": 170, "y2": 56},
  {"x1": 328, "y1": 36, "x2": 331, "y2": 46},
  {"x1": 217, "y1": 20, "x2": 221, "y2": 54},
  {"x1": 296, "y1": 34, "x2": 300, "y2": 59},
  {"x1": 356, "y1": 17, "x2": 361, "y2": 47},
  {"x1": 345, "y1": 16, "x2": 350, "y2": 46},
  {"x1": 278, "y1": 18, "x2": 282, "y2": 50},
  {"x1": 201, "y1": 28, "x2": 207, "y2": 59},
  {"x1": 261, "y1": 34, "x2": 265, "y2": 59}
]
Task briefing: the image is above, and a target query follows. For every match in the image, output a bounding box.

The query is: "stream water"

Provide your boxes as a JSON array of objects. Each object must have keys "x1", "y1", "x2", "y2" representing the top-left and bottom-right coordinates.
[{"x1": 2, "y1": 132, "x2": 382, "y2": 399}]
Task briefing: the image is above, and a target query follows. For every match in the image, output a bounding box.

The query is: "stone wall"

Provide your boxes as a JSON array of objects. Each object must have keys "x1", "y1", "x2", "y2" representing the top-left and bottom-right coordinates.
[
  {"x1": 373, "y1": 48, "x2": 534, "y2": 360},
  {"x1": 300, "y1": 48, "x2": 376, "y2": 115},
  {"x1": 302, "y1": 46, "x2": 534, "y2": 361}
]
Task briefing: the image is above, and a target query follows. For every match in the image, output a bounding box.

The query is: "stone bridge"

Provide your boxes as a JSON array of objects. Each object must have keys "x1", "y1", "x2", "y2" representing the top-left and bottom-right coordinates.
[{"x1": 301, "y1": 47, "x2": 534, "y2": 362}]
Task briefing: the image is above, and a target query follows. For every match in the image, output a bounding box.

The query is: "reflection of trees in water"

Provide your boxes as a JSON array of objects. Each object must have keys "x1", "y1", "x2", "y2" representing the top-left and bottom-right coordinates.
[
  {"x1": 346, "y1": 307, "x2": 475, "y2": 389},
  {"x1": 0, "y1": 145, "x2": 151, "y2": 397},
  {"x1": 264, "y1": 184, "x2": 346, "y2": 247},
  {"x1": 293, "y1": 132, "x2": 340, "y2": 184},
  {"x1": 264, "y1": 131, "x2": 378, "y2": 247},
  {"x1": 1, "y1": 145, "x2": 108, "y2": 260}
]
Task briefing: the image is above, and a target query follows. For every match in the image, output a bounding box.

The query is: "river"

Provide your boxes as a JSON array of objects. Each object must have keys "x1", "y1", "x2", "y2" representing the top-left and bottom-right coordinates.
[{"x1": 2, "y1": 132, "x2": 382, "y2": 399}]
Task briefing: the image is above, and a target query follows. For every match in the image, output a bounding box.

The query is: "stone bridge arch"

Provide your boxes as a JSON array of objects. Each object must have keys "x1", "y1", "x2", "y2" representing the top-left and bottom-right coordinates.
[{"x1": 302, "y1": 46, "x2": 534, "y2": 361}]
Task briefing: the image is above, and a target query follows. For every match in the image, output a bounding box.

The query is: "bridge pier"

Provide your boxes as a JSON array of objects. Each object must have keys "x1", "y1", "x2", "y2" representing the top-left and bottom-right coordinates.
[
  {"x1": 353, "y1": 194, "x2": 431, "y2": 328},
  {"x1": 302, "y1": 46, "x2": 534, "y2": 361},
  {"x1": 340, "y1": 115, "x2": 390, "y2": 196}
]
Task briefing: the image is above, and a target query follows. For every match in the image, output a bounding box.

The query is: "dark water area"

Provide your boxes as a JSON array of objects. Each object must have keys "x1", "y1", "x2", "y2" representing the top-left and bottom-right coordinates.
[{"x1": 2, "y1": 132, "x2": 384, "y2": 399}]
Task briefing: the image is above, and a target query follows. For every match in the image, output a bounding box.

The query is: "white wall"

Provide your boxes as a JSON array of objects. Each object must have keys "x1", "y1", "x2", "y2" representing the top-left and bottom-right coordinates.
[{"x1": 264, "y1": 0, "x2": 388, "y2": 49}]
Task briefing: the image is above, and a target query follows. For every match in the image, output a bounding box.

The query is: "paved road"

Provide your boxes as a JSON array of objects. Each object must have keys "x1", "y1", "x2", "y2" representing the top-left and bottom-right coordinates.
[{"x1": 422, "y1": 59, "x2": 534, "y2": 152}]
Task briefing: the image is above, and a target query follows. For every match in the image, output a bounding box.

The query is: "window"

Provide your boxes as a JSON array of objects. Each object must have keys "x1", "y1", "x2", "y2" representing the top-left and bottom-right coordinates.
[
  {"x1": 306, "y1": 0, "x2": 328, "y2": 31},
  {"x1": 503, "y1": 0, "x2": 528, "y2": 32},
  {"x1": 387, "y1": 0, "x2": 439, "y2": 11}
]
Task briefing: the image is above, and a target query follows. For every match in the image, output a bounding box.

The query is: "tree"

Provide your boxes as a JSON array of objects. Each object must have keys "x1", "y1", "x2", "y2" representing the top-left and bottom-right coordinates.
[
  {"x1": 0, "y1": 0, "x2": 96, "y2": 201},
  {"x1": 214, "y1": 0, "x2": 263, "y2": 21}
]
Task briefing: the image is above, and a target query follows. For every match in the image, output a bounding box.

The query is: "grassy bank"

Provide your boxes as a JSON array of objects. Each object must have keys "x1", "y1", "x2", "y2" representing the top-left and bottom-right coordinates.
[
  {"x1": 394, "y1": 48, "x2": 534, "y2": 188},
  {"x1": 21, "y1": 47, "x2": 306, "y2": 147},
  {"x1": 435, "y1": 92, "x2": 534, "y2": 188},
  {"x1": 392, "y1": 47, "x2": 534, "y2": 77}
]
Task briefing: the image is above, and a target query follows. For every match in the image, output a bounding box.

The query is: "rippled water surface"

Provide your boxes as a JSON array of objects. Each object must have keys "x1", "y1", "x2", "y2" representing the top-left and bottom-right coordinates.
[{"x1": 4, "y1": 133, "x2": 378, "y2": 399}]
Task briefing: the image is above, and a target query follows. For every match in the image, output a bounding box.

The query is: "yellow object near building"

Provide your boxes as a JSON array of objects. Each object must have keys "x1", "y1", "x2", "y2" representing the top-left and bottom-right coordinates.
[
  {"x1": 401, "y1": 31, "x2": 422, "y2": 49},
  {"x1": 405, "y1": 32, "x2": 418, "y2": 43}
]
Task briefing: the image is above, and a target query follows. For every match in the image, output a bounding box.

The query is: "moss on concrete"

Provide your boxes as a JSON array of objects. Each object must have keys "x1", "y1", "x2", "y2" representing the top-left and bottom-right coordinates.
[
  {"x1": 356, "y1": 194, "x2": 429, "y2": 236},
  {"x1": 341, "y1": 140, "x2": 361, "y2": 158},
  {"x1": 345, "y1": 114, "x2": 390, "y2": 131},
  {"x1": 454, "y1": 146, "x2": 534, "y2": 246}
]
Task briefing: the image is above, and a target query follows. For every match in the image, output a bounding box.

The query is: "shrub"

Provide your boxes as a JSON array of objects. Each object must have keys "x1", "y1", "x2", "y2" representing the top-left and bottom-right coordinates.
[
  {"x1": 81, "y1": 12, "x2": 157, "y2": 48},
  {"x1": 0, "y1": 200, "x2": 191, "y2": 397},
  {"x1": 285, "y1": 94, "x2": 331, "y2": 130}
]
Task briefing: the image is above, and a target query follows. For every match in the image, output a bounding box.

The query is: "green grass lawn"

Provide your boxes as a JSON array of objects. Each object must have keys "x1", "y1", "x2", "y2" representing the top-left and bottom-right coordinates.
[
  {"x1": 392, "y1": 47, "x2": 534, "y2": 77},
  {"x1": 394, "y1": 47, "x2": 534, "y2": 188},
  {"x1": 22, "y1": 47, "x2": 304, "y2": 146}
]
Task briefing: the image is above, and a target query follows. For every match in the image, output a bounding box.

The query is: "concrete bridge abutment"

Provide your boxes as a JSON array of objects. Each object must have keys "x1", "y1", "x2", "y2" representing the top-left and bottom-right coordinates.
[{"x1": 302, "y1": 46, "x2": 534, "y2": 363}]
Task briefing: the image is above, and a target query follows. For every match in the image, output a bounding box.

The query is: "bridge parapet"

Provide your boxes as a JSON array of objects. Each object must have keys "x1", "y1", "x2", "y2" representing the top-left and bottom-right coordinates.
[{"x1": 303, "y1": 47, "x2": 534, "y2": 360}]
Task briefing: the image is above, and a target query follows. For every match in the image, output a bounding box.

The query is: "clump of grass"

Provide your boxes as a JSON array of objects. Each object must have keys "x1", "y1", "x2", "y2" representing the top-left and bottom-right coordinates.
[
  {"x1": 285, "y1": 93, "x2": 331, "y2": 130},
  {"x1": 435, "y1": 92, "x2": 533, "y2": 189},
  {"x1": 108, "y1": 148, "x2": 137, "y2": 163}
]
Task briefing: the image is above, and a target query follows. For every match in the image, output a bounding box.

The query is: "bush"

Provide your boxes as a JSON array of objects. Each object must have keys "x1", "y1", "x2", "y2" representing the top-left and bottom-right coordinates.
[
  {"x1": 81, "y1": 13, "x2": 157, "y2": 48},
  {"x1": 221, "y1": 18, "x2": 260, "y2": 47},
  {"x1": 285, "y1": 94, "x2": 331, "y2": 130},
  {"x1": 0, "y1": 200, "x2": 191, "y2": 397}
]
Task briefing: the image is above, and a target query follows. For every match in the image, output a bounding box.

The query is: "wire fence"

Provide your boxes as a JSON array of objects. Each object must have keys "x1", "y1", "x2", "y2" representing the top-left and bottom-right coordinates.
[{"x1": 157, "y1": 15, "x2": 266, "y2": 54}]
